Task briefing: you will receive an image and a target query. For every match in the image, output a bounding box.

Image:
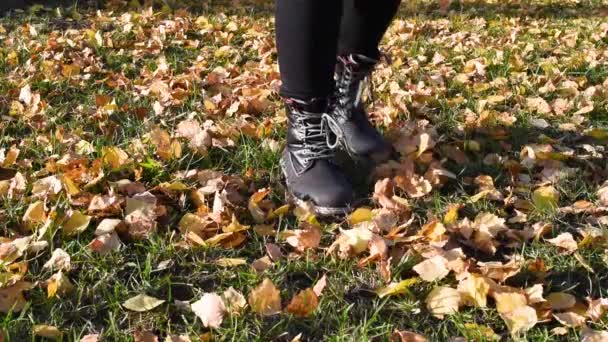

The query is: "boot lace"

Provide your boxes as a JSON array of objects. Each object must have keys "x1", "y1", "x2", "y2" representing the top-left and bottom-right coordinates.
[{"x1": 287, "y1": 103, "x2": 335, "y2": 165}]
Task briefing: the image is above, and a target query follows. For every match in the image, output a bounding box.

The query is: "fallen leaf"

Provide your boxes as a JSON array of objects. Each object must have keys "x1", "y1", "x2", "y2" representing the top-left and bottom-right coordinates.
[
  {"x1": 390, "y1": 330, "x2": 429, "y2": 342},
  {"x1": 43, "y1": 248, "x2": 71, "y2": 271},
  {"x1": 313, "y1": 275, "x2": 327, "y2": 297},
  {"x1": 47, "y1": 271, "x2": 74, "y2": 298},
  {"x1": 63, "y1": 211, "x2": 91, "y2": 235},
  {"x1": 546, "y1": 233, "x2": 578, "y2": 254},
  {"x1": 248, "y1": 278, "x2": 281, "y2": 316},
  {"x1": 425, "y1": 286, "x2": 461, "y2": 318},
  {"x1": 375, "y1": 278, "x2": 419, "y2": 298},
  {"x1": 191, "y1": 293, "x2": 226, "y2": 328},
  {"x1": 0, "y1": 281, "x2": 32, "y2": 312},
  {"x1": 215, "y1": 258, "x2": 247, "y2": 267},
  {"x1": 457, "y1": 273, "x2": 491, "y2": 307},
  {"x1": 546, "y1": 292, "x2": 576, "y2": 310},
  {"x1": 122, "y1": 294, "x2": 165, "y2": 312},
  {"x1": 500, "y1": 305, "x2": 538, "y2": 336},
  {"x1": 222, "y1": 287, "x2": 247, "y2": 315},
  {"x1": 33, "y1": 325, "x2": 62, "y2": 338},
  {"x1": 348, "y1": 208, "x2": 373, "y2": 225},
  {"x1": 285, "y1": 223, "x2": 321, "y2": 252},
  {"x1": 134, "y1": 330, "x2": 158, "y2": 342},
  {"x1": 581, "y1": 327, "x2": 608, "y2": 342},
  {"x1": 532, "y1": 186, "x2": 559, "y2": 212},
  {"x1": 413, "y1": 255, "x2": 450, "y2": 282},
  {"x1": 286, "y1": 288, "x2": 319, "y2": 317},
  {"x1": 88, "y1": 232, "x2": 122, "y2": 255},
  {"x1": 554, "y1": 311, "x2": 586, "y2": 327},
  {"x1": 23, "y1": 200, "x2": 47, "y2": 229}
]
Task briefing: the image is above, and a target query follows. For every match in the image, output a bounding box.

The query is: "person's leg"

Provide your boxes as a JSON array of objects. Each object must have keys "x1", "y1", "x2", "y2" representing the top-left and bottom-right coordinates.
[
  {"x1": 275, "y1": 0, "x2": 355, "y2": 216},
  {"x1": 275, "y1": 0, "x2": 342, "y2": 100},
  {"x1": 337, "y1": 0, "x2": 402, "y2": 59},
  {"x1": 325, "y1": 0, "x2": 401, "y2": 164}
]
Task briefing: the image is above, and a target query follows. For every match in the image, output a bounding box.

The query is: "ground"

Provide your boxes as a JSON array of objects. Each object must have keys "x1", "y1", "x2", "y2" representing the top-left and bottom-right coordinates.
[{"x1": 1, "y1": 0, "x2": 608, "y2": 341}]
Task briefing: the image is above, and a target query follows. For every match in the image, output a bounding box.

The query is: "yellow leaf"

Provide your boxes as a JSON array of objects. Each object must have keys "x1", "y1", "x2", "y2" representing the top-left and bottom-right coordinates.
[
  {"x1": 47, "y1": 271, "x2": 73, "y2": 298},
  {"x1": 215, "y1": 258, "x2": 247, "y2": 267},
  {"x1": 532, "y1": 186, "x2": 559, "y2": 212},
  {"x1": 443, "y1": 204, "x2": 460, "y2": 225},
  {"x1": 248, "y1": 188, "x2": 270, "y2": 223},
  {"x1": 122, "y1": 294, "x2": 165, "y2": 312},
  {"x1": 102, "y1": 146, "x2": 129, "y2": 169},
  {"x1": 248, "y1": 278, "x2": 281, "y2": 316},
  {"x1": 348, "y1": 207, "x2": 373, "y2": 225},
  {"x1": 457, "y1": 273, "x2": 491, "y2": 307},
  {"x1": 267, "y1": 204, "x2": 290, "y2": 220},
  {"x1": 63, "y1": 211, "x2": 91, "y2": 235},
  {"x1": 286, "y1": 288, "x2": 319, "y2": 317},
  {"x1": 22, "y1": 200, "x2": 47, "y2": 229},
  {"x1": 425, "y1": 286, "x2": 461, "y2": 318},
  {"x1": 375, "y1": 278, "x2": 419, "y2": 298},
  {"x1": 494, "y1": 291, "x2": 527, "y2": 314},
  {"x1": 33, "y1": 325, "x2": 62, "y2": 339}
]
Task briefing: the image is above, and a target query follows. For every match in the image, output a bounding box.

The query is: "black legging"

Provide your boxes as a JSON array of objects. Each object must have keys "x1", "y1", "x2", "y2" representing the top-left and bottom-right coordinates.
[{"x1": 275, "y1": 0, "x2": 401, "y2": 101}]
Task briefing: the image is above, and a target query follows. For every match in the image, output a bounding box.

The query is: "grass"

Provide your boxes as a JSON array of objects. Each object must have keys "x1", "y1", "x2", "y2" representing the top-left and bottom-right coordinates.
[{"x1": 1, "y1": 0, "x2": 608, "y2": 341}]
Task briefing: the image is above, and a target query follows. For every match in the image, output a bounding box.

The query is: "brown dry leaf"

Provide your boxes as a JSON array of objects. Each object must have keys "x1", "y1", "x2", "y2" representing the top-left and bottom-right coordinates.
[
  {"x1": 88, "y1": 232, "x2": 122, "y2": 255},
  {"x1": 0, "y1": 281, "x2": 32, "y2": 313},
  {"x1": 80, "y1": 334, "x2": 100, "y2": 342},
  {"x1": 546, "y1": 292, "x2": 576, "y2": 310},
  {"x1": 413, "y1": 255, "x2": 450, "y2": 282},
  {"x1": 265, "y1": 243, "x2": 283, "y2": 261},
  {"x1": 457, "y1": 273, "x2": 491, "y2": 308},
  {"x1": 586, "y1": 297, "x2": 608, "y2": 321},
  {"x1": 134, "y1": 331, "x2": 158, "y2": 342},
  {"x1": 248, "y1": 188, "x2": 271, "y2": 223},
  {"x1": 390, "y1": 330, "x2": 429, "y2": 342},
  {"x1": 554, "y1": 311, "x2": 586, "y2": 327},
  {"x1": 165, "y1": 335, "x2": 191, "y2": 342},
  {"x1": 581, "y1": 327, "x2": 608, "y2": 341},
  {"x1": 124, "y1": 192, "x2": 157, "y2": 240},
  {"x1": 546, "y1": 233, "x2": 578, "y2": 254},
  {"x1": 597, "y1": 181, "x2": 608, "y2": 206},
  {"x1": 191, "y1": 293, "x2": 226, "y2": 328},
  {"x1": 425, "y1": 286, "x2": 461, "y2": 318},
  {"x1": 215, "y1": 258, "x2": 247, "y2": 267},
  {"x1": 251, "y1": 256, "x2": 273, "y2": 273},
  {"x1": 478, "y1": 258, "x2": 522, "y2": 283},
  {"x1": 248, "y1": 278, "x2": 281, "y2": 316},
  {"x1": 285, "y1": 223, "x2": 321, "y2": 252},
  {"x1": 525, "y1": 284, "x2": 546, "y2": 304},
  {"x1": 286, "y1": 288, "x2": 319, "y2": 317},
  {"x1": 527, "y1": 97, "x2": 552, "y2": 114}
]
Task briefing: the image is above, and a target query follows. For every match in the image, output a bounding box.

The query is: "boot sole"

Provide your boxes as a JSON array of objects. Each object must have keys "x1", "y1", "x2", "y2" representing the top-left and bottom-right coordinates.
[{"x1": 280, "y1": 158, "x2": 353, "y2": 217}]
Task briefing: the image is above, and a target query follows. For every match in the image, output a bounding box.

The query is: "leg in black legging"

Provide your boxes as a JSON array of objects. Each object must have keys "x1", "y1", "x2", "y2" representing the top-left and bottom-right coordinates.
[
  {"x1": 275, "y1": 0, "x2": 342, "y2": 100},
  {"x1": 338, "y1": 0, "x2": 402, "y2": 59}
]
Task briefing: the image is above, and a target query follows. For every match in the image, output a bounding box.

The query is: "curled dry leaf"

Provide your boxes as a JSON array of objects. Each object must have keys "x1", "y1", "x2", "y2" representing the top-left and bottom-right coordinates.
[
  {"x1": 284, "y1": 223, "x2": 321, "y2": 252},
  {"x1": 43, "y1": 248, "x2": 71, "y2": 271},
  {"x1": 63, "y1": 211, "x2": 91, "y2": 235},
  {"x1": 554, "y1": 311, "x2": 586, "y2": 327},
  {"x1": 46, "y1": 271, "x2": 74, "y2": 298},
  {"x1": 23, "y1": 200, "x2": 47, "y2": 229},
  {"x1": 248, "y1": 278, "x2": 281, "y2": 316},
  {"x1": 191, "y1": 293, "x2": 226, "y2": 328},
  {"x1": 33, "y1": 325, "x2": 62, "y2": 339},
  {"x1": 546, "y1": 233, "x2": 578, "y2": 254}
]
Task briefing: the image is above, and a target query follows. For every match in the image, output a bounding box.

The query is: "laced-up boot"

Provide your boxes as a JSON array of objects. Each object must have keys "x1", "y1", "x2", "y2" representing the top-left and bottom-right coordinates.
[
  {"x1": 280, "y1": 97, "x2": 356, "y2": 216},
  {"x1": 326, "y1": 53, "x2": 394, "y2": 164}
]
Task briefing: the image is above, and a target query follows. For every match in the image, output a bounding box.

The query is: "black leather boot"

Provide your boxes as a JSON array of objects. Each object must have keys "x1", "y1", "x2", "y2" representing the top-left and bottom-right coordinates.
[
  {"x1": 326, "y1": 53, "x2": 394, "y2": 164},
  {"x1": 280, "y1": 97, "x2": 356, "y2": 216}
]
